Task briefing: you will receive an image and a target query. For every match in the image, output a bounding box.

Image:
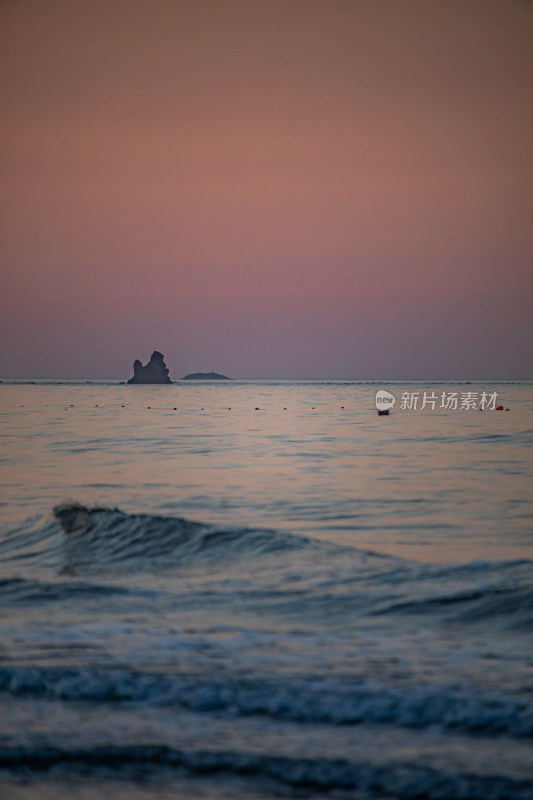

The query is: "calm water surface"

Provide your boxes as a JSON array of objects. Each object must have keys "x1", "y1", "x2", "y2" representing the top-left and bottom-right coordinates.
[{"x1": 0, "y1": 380, "x2": 532, "y2": 799}]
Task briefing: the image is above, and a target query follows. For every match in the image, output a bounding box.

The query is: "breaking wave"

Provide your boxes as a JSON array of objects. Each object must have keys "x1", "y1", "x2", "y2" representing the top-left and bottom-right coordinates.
[
  {"x1": 1, "y1": 665, "x2": 531, "y2": 738},
  {"x1": 0, "y1": 743, "x2": 531, "y2": 799}
]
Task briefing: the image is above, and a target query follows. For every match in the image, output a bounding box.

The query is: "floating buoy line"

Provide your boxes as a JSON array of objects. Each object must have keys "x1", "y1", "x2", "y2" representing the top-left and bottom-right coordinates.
[{"x1": 14, "y1": 403, "x2": 511, "y2": 414}]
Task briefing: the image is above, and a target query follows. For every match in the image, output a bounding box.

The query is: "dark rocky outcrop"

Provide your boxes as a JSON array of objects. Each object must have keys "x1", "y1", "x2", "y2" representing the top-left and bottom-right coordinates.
[
  {"x1": 182, "y1": 371, "x2": 231, "y2": 380},
  {"x1": 127, "y1": 351, "x2": 172, "y2": 384}
]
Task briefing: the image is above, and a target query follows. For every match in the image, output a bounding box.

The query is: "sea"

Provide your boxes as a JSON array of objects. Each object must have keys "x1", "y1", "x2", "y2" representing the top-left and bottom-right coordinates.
[{"x1": 0, "y1": 378, "x2": 532, "y2": 800}]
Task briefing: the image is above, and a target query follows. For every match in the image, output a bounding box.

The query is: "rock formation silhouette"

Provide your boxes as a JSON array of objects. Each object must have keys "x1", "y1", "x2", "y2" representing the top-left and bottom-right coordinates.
[{"x1": 127, "y1": 351, "x2": 172, "y2": 384}]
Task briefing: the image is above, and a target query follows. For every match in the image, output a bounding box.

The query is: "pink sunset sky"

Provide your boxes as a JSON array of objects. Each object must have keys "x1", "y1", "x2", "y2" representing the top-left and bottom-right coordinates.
[{"x1": 1, "y1": 0, "x2": 532, "y2": 379}]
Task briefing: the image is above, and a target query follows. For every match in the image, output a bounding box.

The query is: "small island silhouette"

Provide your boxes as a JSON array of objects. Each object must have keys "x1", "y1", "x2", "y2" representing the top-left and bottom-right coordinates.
[{"x1": 182, "y1": 370, "x2": 231, "y2": 380}]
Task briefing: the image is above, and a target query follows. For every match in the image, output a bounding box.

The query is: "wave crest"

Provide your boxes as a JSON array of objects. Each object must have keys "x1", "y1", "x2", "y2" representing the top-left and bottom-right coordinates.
[{"x1": 50, "y1": 502, "x2": 311, "y2": 573}]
